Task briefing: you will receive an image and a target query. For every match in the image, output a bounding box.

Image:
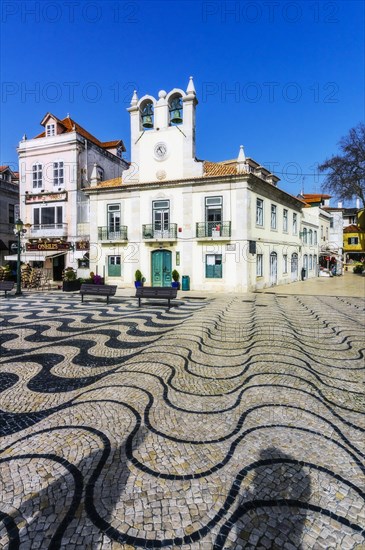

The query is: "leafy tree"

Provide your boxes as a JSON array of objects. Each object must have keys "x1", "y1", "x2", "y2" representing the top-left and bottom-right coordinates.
[{"x1": 319, "y1": 122, "x2": 365, "y2": 208}]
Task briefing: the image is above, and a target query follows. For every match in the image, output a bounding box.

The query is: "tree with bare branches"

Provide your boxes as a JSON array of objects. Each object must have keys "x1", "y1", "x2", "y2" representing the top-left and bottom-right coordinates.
[{"x1": 319, "y1": 122, "x2": 365, "y2": 208}]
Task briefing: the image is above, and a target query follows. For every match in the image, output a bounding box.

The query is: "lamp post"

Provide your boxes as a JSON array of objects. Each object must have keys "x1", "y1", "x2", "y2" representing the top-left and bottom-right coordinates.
[{"x1": 14, "y1": 218, "x2": 24, "y2": 296}]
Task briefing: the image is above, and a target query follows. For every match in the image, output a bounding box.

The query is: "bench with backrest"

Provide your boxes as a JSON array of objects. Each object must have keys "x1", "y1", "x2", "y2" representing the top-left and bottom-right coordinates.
[
  {"x1": 80, "y1": 283, "x2": 117, "y2": 304},
  {"x1": 0, "y1": 281, "x2": 15, "y2": 296},
  {"x1": 136, "y1": 286, "x2": 177, "y2": 308}
]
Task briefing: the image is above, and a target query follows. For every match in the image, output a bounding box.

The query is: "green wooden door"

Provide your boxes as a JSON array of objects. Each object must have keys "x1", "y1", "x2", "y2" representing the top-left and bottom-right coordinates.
[
  {"x1": 152, "y1": 250, "x2": 172, "y2": 287},
  {"x1": 108, "y1": 256, "x2": 121, "y2": 277}
]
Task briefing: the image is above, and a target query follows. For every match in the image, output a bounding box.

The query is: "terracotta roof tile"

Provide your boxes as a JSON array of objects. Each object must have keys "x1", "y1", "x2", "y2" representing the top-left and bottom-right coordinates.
[
  {"x1": 35, "y1": 116, "x2": 126, "y2": 152},
  {"x1": 343, "y1": 224, "x2": 363, "y2": 233},
  {"x1": 96, "y1": 177, "x2": 122, "y2": 188},
  {"x1": 203, "y1": 161, "x2": 237, "y2": 176}
]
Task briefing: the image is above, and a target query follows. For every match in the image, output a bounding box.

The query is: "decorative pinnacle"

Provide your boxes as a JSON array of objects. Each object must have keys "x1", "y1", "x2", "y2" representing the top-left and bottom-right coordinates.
[
  {"x1": 130, "y1": 90, "x2": 139, "y2": 106},
  {"x1": 186, "y1": 76, "x2": 196, "y2": 95},
  {"x1": 237, "y1": 145, "x2": 246, "y2": 162}
]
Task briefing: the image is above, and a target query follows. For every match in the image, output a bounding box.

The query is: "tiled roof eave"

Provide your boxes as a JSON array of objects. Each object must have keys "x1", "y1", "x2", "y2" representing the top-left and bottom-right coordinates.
[{"x1": 85, "y1": 172, "x2": 250, "y2": 193}]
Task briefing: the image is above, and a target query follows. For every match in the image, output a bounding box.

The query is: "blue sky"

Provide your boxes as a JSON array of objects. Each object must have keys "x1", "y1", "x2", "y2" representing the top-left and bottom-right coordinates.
[{"x1": 1, "y1": 0, "x2": 364, "y2": 201}]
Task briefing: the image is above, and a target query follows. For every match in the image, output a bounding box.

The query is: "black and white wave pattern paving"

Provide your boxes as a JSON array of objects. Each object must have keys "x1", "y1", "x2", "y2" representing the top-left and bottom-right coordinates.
[{"x1": 0, "y1": 292, "x2": 364, "y2": 549}]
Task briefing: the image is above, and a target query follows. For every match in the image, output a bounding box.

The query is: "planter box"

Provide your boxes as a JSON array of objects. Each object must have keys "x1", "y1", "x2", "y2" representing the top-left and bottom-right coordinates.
[{"x1": 63, "y1": 280, "x2": 81, "y2": 292}]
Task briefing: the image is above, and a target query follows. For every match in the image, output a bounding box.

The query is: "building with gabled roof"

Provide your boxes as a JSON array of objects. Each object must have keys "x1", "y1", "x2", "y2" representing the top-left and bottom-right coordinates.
[{"x1": 14, "y1": 113, "x2": 128, "y2": 280}]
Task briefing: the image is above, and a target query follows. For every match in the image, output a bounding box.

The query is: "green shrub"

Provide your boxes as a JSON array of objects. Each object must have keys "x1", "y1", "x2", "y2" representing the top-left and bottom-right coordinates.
[
  {"x1": 135, "y1": 269, "x2": 142, "y2": 281},
  {"x1": 172, "y1": 269, "x2": 180, "y2": 282}
]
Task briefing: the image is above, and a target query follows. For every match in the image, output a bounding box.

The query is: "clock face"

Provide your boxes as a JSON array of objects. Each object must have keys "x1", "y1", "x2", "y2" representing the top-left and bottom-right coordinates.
[{"x1": 154, "y1": 142, "x2": 167, "y2": 160}]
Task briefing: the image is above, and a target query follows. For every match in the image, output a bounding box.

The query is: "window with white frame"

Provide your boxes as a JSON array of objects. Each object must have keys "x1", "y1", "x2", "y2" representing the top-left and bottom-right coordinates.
[
  {"x1": 314, "y1": 230, "x2": 318, "y2": 245},
  {"x1": 293, "y1": 213, "x2": 298, "y2": 234},
  {"x1": 330, "y1": 217, "x2": 334, "y2": 228},
  {"x1": 46, "y1": 123, "x2": 55, "y2": 137},
  {"x1": 53, "y1": 161, "x2": 64, "y2": 186},
  {"x1": 326, "y1": 227, "x2": 328, "y2": 240},
  {"x1": 283, "y1": 209, "x2": 288, "y2": 232},
  {"x1": 32, "y1": 163, "x2": 42, "y2": 188},
  {"x1": 256, "y1": 198, "x2": 263, "y2": 226},
  {"x1": 309, "y1": 229, "x2": 313, "y2": 245},
  {"x1": 314, "y1": 254, "x2": 317, "y2": 268},
  {"x1": 283, "y1": 254, "x2": 288, "y2": 273},
  {"x1": 309, "y1": 255, "x2": 313, "y2": 270},
  {"x1": 302, "y1": 227, "x2": 307, "y2": 243},
  {"x1": 271, "y1": 204, "x2": 277, "y2": 229},
  {"x1": 321, "y1": 225, "x2": 323, "y2": 239},
  {"x1": 33, "y1": 206, "x2": 63, "y2": 227},
  {"x1": 256, "y1": 254, "x2": 263, "y2": 277},
  {"x1": 348, "y1": 237, "x2": 359, "y2": 244},
  {"x1": 206, "y1": 254, "x2": 222, "y2": 278}
]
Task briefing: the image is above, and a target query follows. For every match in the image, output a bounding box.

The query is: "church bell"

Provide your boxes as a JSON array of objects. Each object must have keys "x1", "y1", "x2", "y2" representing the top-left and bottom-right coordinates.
[
  {"x1": 142, "y1": 115, "x2": 153, "y2": 129},
  {"x1": 170, "y1": 109, "x2": 183, "y2": 124}
]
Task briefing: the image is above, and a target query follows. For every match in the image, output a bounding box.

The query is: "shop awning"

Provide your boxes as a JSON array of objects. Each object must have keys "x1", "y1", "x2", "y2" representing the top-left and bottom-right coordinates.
[{"x1": 4, "y1": 251, "x2": 67, "y2": 262}]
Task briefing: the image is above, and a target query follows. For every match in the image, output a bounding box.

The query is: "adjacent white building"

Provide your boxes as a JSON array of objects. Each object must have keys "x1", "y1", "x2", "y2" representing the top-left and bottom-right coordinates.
[
  {"x1": 16, "y1": 113, "x2": 128, "y2": 279},
  {"x1": 86, "y1": 78, "x2": 321, "y2": 292}
]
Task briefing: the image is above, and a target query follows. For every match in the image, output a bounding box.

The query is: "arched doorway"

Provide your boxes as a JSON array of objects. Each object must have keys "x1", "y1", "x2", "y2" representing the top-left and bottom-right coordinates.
[
  {"x1": 291, "y1": 253, "x2": 298, "y2": 281},
  {"x1": 151, "y1": 250, "x2": 172, "y2": 287},
  {"x1": 270, "y1": 252, "x2": 277, "y2": 286}
]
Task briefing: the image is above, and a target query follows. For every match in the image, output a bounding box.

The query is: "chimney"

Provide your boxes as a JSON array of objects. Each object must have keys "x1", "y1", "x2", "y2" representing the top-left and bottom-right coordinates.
[
  {"x1": 338, "y1": 201, "x2": 342, "y2": 208},
  {"x1": 356, "y1": 198, "x2": 360, "y2": 209}
]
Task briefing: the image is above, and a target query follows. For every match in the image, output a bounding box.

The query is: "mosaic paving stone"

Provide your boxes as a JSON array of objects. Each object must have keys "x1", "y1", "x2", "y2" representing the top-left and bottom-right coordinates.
[{"x1": 0, "y1": 291, "x2": 364, "y2": 548}]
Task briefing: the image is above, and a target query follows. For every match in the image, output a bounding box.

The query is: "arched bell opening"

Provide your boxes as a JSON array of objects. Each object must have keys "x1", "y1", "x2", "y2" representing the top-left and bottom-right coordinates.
[
  {"x1": 140, "y1": 100, "x2": 154, "y2": 130},
  {"x1": 169, "y1": 95, "x2": 183, "y2": 126}
]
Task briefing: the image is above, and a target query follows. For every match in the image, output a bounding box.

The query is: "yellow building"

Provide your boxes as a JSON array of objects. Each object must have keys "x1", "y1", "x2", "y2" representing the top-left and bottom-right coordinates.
[{"x1": 343, "y1": 223, "x2": 365, "y2": 263}]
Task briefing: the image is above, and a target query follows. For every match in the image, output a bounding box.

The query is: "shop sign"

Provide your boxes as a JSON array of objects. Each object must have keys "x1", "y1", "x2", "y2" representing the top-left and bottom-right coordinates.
[
  {"x1": 25, "y1": 192, "x2": 67, "y2": 204},
  {"x1": 26, "y1": 242, "x2": 71, "y2": 251},
  {"x1": 76, "y1": 241, "x2": 90, "y2": 251}
]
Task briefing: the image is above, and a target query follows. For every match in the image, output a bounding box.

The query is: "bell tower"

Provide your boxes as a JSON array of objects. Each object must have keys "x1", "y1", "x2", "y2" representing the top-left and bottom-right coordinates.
[{"x1": 123, "y1": 77, "x2": 203, "y2": 184}]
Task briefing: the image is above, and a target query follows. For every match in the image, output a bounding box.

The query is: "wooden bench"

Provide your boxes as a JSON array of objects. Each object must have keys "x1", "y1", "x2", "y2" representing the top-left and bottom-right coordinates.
[
  {"x1": 136, "y1": 286, "x2": 178, "y2": 309},
  {"x1": 0, "y1": 281, "x2": 15, "y2": 296},
  {"x1": 80, "y1": 283, "x2": 117, "y2": 304}
]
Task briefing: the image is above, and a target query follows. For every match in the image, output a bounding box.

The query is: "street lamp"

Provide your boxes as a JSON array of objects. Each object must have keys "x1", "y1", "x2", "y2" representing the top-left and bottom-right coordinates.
[{"x1": 14, "y1": 218, "x2": 24, "y2": 296}]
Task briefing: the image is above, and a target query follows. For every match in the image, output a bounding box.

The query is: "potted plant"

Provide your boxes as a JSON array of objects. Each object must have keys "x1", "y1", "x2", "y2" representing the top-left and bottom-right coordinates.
[
  {"x1": 93, "y1": 274, "x2": 104, "y2": 285},
  {"x1": 171, "y1": 269, "x2": 180, "y2": 289},
  {"x1": 135, "y1": 269, "x2": 143, "y2": 288},
  {"x1": 62, "y1": 267, "x2": 81, "y2": 292}
]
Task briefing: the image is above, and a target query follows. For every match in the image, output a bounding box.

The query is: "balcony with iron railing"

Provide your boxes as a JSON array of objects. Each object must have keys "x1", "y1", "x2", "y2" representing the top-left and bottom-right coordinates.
[
  {"x1": 142, "y1": 223, "x2": 177, "y2": 240},
  {"x1": 98, "y1": 226, "x2": 128, "y2": 242},
  {"x1": 28, "y1": 223, "x2": 68, "y2": 238},
  {"x1": 196, "y1": 221, "x2": 231, "y2": 240}
]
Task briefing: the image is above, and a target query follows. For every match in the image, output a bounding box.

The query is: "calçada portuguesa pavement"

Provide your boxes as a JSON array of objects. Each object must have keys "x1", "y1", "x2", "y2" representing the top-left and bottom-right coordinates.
[{"x1": 0, "y1": 272, "x2": 364, "y2": 549}]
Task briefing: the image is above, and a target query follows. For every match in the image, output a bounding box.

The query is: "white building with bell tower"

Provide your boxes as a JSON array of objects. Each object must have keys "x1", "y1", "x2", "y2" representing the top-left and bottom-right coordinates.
[
  {"x1": 123, "y1": 77, "x2": 203, "y2": 184},
  {"x1": 86, "y1": 77, "x2": 318, "y2": 292}
]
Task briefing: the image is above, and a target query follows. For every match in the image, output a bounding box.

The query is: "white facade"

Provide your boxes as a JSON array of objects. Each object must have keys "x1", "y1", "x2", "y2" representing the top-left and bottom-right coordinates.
[
  {"x1": 86, "y1": 79, "x2": 322, "y2": 292},
  {"x1": 17, "y1": 113, "x2": 127, "y2": 279}
]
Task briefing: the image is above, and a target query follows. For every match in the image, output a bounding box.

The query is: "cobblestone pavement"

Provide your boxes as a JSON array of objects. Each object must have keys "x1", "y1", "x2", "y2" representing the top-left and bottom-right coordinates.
[{"x1": 0, "y1": 291, "x2": 364, "y2": 549}]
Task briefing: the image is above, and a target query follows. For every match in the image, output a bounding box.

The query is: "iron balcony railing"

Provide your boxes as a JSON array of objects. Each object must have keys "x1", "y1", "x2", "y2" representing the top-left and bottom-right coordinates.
[
  {"x1": 98, "y1": 226, "x2": 128, "y2": 241},
  {"x1": 29, "y1": 223, "x2": 68, "y2": 236},
  {"x1": 196, "y1": 221, "x2": 231, "y2": 238},
  {"x1": 142, "y1": 223, "x2": 177, "y2": 239}
]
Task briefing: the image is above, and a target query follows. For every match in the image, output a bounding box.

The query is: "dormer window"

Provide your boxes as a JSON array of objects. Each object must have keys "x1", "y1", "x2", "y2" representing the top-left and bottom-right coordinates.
[
  {"x1": 169, "y1": 95, "x2": 183, "y2": 125},
  {"x1": 46, "y1": 123, "x2": 55, "y2": 137}
]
